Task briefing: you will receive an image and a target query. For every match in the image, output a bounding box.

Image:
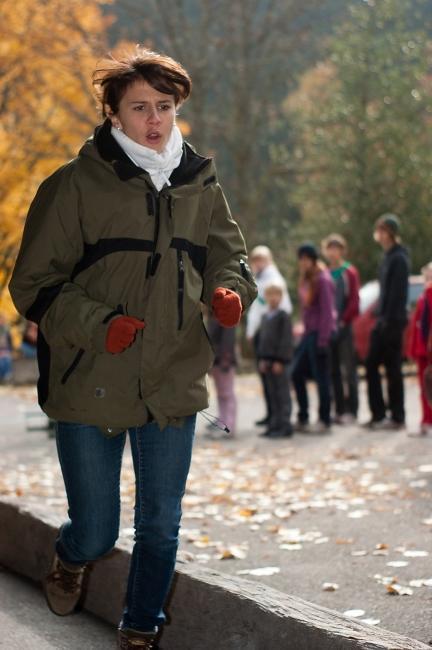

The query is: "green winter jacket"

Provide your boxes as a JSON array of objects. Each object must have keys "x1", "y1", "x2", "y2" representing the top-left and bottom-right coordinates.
[{"x1": 9, "y1": 119, "x2": 257, "y2": 436}]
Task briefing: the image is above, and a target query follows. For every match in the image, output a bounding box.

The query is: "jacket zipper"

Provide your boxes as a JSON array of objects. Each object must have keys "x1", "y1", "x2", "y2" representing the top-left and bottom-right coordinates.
[
  {"x1": 61, "y1": 348, "x2": 85, "y2": 385},
  {"x1": 177, "y1": 250, "x2": 185, "y2": 330},
  {"x1": 140, "y1": 190, "x2": 162, "y2": 399},
  {"x1": 146, "y1": 191, "x2": 161, "y2": 277}
]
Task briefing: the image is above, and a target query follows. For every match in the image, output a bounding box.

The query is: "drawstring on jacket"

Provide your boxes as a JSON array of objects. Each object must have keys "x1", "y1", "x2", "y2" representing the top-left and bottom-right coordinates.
[{"x1": 199, "y1": 410, "x2": 230, "y2": 433}]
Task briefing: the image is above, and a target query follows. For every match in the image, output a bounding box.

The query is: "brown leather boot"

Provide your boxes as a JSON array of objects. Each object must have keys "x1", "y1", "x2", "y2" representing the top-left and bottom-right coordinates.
[
  {"x1": 117, "y1": 627, "x2": 160, "y2": 649},
  {"x1": 43, "y1": 552, "x2": 88, "y2": 616}
]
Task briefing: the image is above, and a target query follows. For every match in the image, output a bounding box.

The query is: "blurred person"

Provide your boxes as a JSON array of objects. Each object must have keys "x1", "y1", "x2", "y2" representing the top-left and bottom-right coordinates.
[
  {"x1": 206, "y1": 315, "x2": 237, "y2": 439},
  {"x1": 257, "y1": 282, "x2": 293, "y2": 438},
  {"x1": 408, "y1": 262, "x2": 432, "y2": 436},
  {"x1": 364, "y1": 214, "x2": 410, "y2": 431},
  {"x1": 292, "y1": 243, "x2": 336, "y2": 434},
  {"x1": 322, "y1": 234, "x2": 360, "y2": 423},
  {"x1": 0, "y1": 313, "x2": 13, "y2": 383},
  {"x1": 9, "y1": 47, "x2": 256, "y2": 649},
  {"x1": 20, "y1": 320, "x2": 38, "y2": 359},
  {"x1": 246, "y1": 245, "x2": 292, "y2": 426}
]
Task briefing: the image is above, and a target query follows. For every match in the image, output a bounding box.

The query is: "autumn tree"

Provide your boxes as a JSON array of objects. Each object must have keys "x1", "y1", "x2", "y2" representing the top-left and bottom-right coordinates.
[
  {"x1": 286, "y1": 0, "x2": 432, "y2": 280},
  {"x1": 0, "y1": 0, "x2": 115, "y2": 317}
]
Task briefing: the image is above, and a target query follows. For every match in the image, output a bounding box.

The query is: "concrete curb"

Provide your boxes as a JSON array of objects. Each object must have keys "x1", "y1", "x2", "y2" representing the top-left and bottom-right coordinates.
[{"x1": 0, "y1": 496, "x2": 429, "y2": 650}]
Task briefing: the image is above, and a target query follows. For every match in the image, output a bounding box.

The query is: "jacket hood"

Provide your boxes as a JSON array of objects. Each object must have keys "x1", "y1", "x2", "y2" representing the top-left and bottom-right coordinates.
[{"x1": 78, "y1": 118, "x2": 213, "y2": 190}]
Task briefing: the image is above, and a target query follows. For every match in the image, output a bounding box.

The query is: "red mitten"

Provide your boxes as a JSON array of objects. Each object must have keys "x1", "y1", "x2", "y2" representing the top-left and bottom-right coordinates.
[
  {"x1": 105, "y1": 316, "x2": 145, "y2": 354},
  {"x1": 211, "y1": 287, "x2": 242, "y2": 327}
]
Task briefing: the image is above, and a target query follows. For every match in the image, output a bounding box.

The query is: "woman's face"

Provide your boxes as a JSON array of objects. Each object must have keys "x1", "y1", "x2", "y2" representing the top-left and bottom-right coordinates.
[
  {"x1": 250, "y1": 255, "x2": 269, "y2": 275},
  {"x1": 298, "y1": 256, "x2": 315, "y2": 274},
  {"x1": 109, "y1": 80, "x2": 177, "y2": 152}
]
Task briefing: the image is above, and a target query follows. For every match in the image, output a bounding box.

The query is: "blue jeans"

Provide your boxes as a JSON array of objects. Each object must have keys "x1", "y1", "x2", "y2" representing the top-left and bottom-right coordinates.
[
  {"x1": 54, "y1": 415, "x2": 196, "y2": 633},
  {"x1": 291, "y1": 332, "x2": 331, "y2": 426},
  {"x1": 0, "y1": 356, "x2": 12, "y2": 381}
]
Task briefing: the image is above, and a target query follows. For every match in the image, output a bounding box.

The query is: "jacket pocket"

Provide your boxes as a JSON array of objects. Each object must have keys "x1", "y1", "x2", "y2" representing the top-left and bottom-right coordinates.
[
  {"x1": 177, "y1": 250, "x2": 185, "y2": 330},
  {"x1": 61, "y1": 348, "x2": 85, "y2": 385}
]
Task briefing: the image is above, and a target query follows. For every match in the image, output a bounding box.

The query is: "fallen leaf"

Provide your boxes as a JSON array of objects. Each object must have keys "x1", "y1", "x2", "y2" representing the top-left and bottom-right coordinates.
[
  {"x1": 193, "y1": 535, "x2": 216, "y2": 548},
  {"x1": 266, "y1": 525, "x2": 280, "y2": 534},
  {"x1": 409, "y1": 578, "x2": 432, "y2": 588},
  {"x1": 421, "y1": 517, "x2": 432, "y2": 526},
  {"x1": 322, "y1": 582, "x2": 339, "y2": 592},
  {"x1": 344, "y1": 609, "x2": 366, "y2": 618},
  {"x1": 403, "y1": 550, "x2": 429, "y2": 558},
  {"x1": 279, "y1": 543, "x2": 302, "y2": 551},
  {"x1": 217, "y1": 545, "x2": 248, "y2": 560},
  {"x1": 409, "y1": 480, "x2": 428, "y2": 488},
  {"x1": 274, "y1": 508, "x2": 291, "y2": 519},
  {"x1": 177, "y1": 551, "x2": 195, "y2": 563},
  {"x1": 368, "y1": 483, "x2": 398, "y2": 494},
  {"x1": 386, "y1": 583, "x2": 413, "y2": 596},
  {"x1": 347, "y1": 510, "x2": 369, "y2": 519},
  {"x1": 237, "y1": 567, "x2": 280, "y2": 576},
  {"x1": 277, "y1": 527, "x2": 302, "y2": 541},
  {"x1": 361, "y1": 618, "x2": 381, "y2": 626},
  {"x1": 238, "y1": 507, "x2": 257, "y2": 517}
]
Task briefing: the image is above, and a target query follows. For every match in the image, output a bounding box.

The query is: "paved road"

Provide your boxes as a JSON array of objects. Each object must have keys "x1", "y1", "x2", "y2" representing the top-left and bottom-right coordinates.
[
  {"x1": 0, "y1": 567, "x2": 116, "y2": 649},
  {"x1": 1, "y1": 377, "x2": 432, "y2": 645}
]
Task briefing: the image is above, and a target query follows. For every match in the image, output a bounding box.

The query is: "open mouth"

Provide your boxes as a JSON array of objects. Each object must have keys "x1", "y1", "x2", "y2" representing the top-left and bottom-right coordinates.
[{"x1": 146, "y1": 132, "x2": 162, "y2": 145}]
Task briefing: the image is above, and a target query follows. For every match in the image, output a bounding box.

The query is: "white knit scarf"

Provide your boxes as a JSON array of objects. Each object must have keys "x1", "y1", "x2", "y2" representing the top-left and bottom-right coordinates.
[{"x1": 111, "y1": 124, "x2": 183, "y2": 191}]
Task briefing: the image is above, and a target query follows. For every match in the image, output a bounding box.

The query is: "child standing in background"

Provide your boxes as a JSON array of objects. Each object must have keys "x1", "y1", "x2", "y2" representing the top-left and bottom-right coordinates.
[
  {"x1": 207, "y1": 316, "x2": 238, "y2": 439},
  {"x1": 246, "y1": 246, "x2": 292, "y2": 428},
  {"x1": 292, "y1": 243, "x2": 336, "y2": 434},
  {"x1": 321, "y1": 234, "x2": 360, "y2": 424},
  {"x1": 257, "y1": 283, "x2": 293, "y2": 438},
  {"x1": 408, "y1": 262, "x2": 432, "y2": 436}
]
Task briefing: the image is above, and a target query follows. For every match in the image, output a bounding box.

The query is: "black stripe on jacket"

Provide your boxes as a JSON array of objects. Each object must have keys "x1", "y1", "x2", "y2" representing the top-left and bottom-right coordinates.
[{"x1": 25, "y1": 236, "x2": 207, "y2": 323}]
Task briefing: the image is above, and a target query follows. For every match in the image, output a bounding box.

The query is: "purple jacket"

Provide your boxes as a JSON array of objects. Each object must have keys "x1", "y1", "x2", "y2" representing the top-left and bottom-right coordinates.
[{"x1": 300, "y1": 269, "x2": 336, "y2": 348}]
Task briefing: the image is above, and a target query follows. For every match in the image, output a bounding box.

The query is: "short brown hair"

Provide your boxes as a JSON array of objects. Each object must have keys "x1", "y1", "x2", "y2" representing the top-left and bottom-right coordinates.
[
  {"x1": 322, "y1": 233, "x2": 347, "y2": 251},
  {"x1": 264, "y1": 282, "x2": 284, "y2": 296},
  {"x1": 92, "y1": 46, "x2": 192, "y2": 117}
]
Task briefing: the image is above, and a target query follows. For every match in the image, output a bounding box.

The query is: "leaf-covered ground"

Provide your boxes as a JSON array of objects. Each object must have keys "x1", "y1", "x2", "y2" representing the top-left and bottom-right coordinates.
[{"x1": 0, "y1": 376, "x2": 431, "y2": 644}]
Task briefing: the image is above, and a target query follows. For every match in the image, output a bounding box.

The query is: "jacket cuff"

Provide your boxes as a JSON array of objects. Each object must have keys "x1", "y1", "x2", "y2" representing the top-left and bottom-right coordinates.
[{"x1": 91, "y1": 311, "x2": 123, "y2": 353}]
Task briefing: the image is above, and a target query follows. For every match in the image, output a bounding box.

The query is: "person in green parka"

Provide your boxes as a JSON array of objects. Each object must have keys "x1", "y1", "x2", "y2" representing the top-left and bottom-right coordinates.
[{"x1": 9, "y1": 47, "x2": 256, "y2": 649}]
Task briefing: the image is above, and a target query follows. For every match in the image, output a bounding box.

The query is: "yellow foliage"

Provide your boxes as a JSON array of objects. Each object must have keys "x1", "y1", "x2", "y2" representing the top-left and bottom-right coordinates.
[
  {"x1": 177, "y1": 118, "x2": 192, "y2": 137},
  {"x1": 0, "y1": 0, "x2": 119, "y2": 322}
]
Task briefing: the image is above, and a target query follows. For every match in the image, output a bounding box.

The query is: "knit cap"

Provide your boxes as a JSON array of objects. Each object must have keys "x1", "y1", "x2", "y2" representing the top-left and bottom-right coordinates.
[
  {"x1": 297, "y1": 242, "x2": 318, "y2": 261},
  {"x1": 375, "y1": 213, "x2": 401, "y2": 237}
]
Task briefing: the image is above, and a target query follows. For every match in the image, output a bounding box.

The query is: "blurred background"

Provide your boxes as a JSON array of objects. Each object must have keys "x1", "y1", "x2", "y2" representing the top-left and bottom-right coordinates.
[{"x1": 1, "y1": 0, "x2": 432, "y2": 324}]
